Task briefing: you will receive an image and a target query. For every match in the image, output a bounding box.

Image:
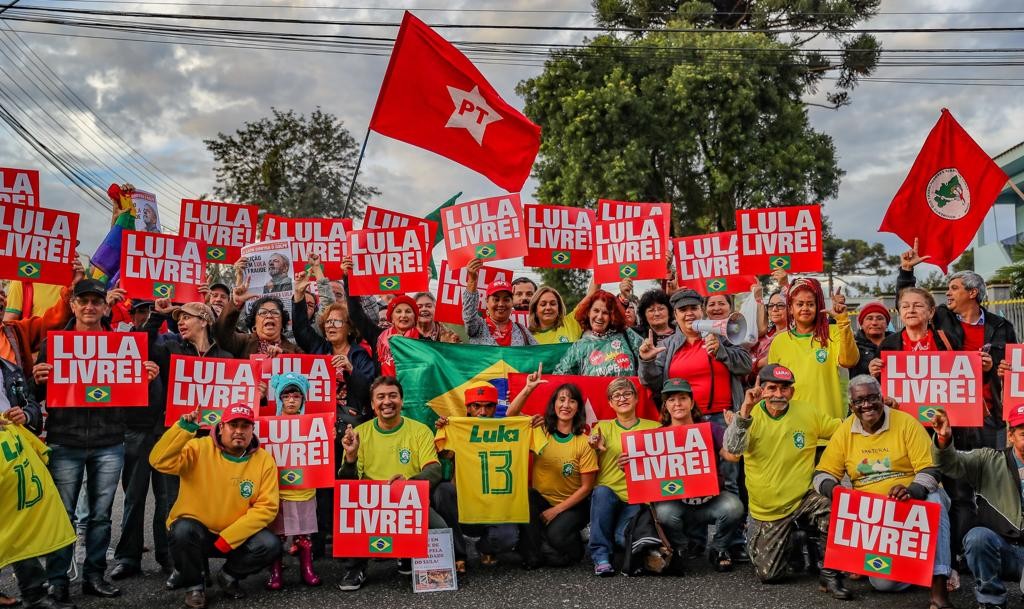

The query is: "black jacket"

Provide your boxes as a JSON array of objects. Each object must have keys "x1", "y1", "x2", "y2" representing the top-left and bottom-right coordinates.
[
  {"x1": 851, "y1": 329, "x2": 891, "y2": 378},
  {"x1": 2, "y1": 358, "x2": 42, "y2": 435}
]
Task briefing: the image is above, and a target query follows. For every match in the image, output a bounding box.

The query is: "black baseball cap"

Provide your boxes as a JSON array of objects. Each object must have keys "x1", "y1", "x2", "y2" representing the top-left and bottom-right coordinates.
[
  {"x1": 758, "y1": 364, "x2": 795, "y2": 385},
  {"x1": 670, "y1": 288, "x2": 703, "y2": 309},
  {"x1": 73, "y1": 279, "x2": 107, "y2": 299},
  {"x1": 130, "y1": 300, "x2": 153, "y2": 313}
]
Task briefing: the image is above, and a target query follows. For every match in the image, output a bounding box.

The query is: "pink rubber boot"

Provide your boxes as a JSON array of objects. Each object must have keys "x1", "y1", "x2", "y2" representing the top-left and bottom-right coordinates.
[
  {"x1": 265, "y1": 558, "x2": 283, "y2": 591},
  {"x1": 295, "y1": 536, "x2": 321, "y2": 587}
]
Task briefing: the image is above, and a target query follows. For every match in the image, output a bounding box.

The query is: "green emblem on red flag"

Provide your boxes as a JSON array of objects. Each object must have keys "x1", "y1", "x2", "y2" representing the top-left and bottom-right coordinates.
[
  {"x1": 551, "y1": 250, "x2": 571, "y2": 265},
  {"x1": 379, "y1": 276, "x2": 401, "y2": 291},
  {"x1": 368, "y1": 536, "x2": 393, "y2": 553},
  {"x1": 206, "y1": 246, "x2": 227, "y2": 261},
  {"x1": 864, "y1": 554, "x2": 892, "y2": 574},
  {"x1": 475, "y1": 243, "x2": 497, "y2": 259},
  {"x1": 85, "y1": 386, "x2": 111, "y2": 403},
  {"x1": 660, "y1": 480, "x2": 685, "y2": 496},
  {"x1": 17, "y1": 261, "x2": 40, "y2": 279},
  {"x1": 769, "y1": 256, "x2": 791, "y2": 271},
  {"x1": 706, "y1": 278, "x2": 726, "y2": 293},
  {"x1": 280, "y1": 469, "x2": 303, "y2": 485},
  {"x1": 619, "y1": 263, "x2": 638, "y2": 278},
  {"x1": 153, "y1": 282, "x2": 175, "y2": 299}
]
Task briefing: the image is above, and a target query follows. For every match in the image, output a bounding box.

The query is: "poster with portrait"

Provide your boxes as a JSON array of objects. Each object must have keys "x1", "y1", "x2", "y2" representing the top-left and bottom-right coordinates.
[
  {"x1": 240, "y1": 239, "x2": 294, "y2": 299},
  {"x1": 132, "y1": 189, "x2": 162, "y2": 233}
]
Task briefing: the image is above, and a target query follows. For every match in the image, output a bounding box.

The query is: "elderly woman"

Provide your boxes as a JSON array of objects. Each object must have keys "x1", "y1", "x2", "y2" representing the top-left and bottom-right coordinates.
[
  {"x1": 414, "y1": 292, "x2": 461, "y2": 343},
  {"x1": 463, "y1": 258, "x2": 536, "y2": 346},
  {"x1": 851, "y1": 301, "x2": 892, "y2": 378},
  {"x1": 375, "y1": 295, "x2": 421, "y2": 376},
  {"x1": 813, "y1": 375, "x2": 952, "y2": 609},
  {"x1": 869, "y1": 289, "x2": 947, "y2": 375},
  {"x1": 215, "y1": 282, "x2": 301, "y2": 358},
  {"x1": 637, "y1": 289, "x2": 675, "y2": 346},
  {"x1": 527, "y1": 286, "x2": 592, "y2": 345},
  {"x1": 553, "y1": 291, "x2": 643, "y2": 377}
]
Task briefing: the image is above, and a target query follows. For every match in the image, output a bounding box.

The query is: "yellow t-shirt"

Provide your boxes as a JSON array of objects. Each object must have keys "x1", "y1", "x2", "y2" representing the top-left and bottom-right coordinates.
[
  {"x1": 593, "y1": 418, "x2": 661, "y2": 502},
  {"x1": 817, "y1": 408, "x2": 934, "y2": 495},
  {"x1": 741, "y1": 400, "x2": 842, "y2": 522},
  {"x1": 4, "y1": 281, "x2": 64, "y2": 319},
  {"x1": 355, "y1": 417, "x2": 439, "y2": 481},
  {"x1": 0, "y1": 423, "x2": 76, "y2": 569},
  {"x1": 533, "y1": 315, "x2": 583, "y2": 345},
  {"x1": 532, "y1": 430, "x2": 598, "y2": 505},
  {"x1": 435, "y1": 416, "x2": 545, "y2": 524}
]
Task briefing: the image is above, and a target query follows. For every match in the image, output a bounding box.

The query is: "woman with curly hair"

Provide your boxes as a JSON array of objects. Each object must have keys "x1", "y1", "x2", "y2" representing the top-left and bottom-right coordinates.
[{"x1": 552, "y1": 290, "x2": 643, "y2": 377}]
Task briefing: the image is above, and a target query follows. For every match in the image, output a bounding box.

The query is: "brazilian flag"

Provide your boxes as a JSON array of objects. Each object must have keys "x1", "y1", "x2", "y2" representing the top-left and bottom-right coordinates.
[{"x1": 391, "y1": 337, "x2": 570, "y2": 428}]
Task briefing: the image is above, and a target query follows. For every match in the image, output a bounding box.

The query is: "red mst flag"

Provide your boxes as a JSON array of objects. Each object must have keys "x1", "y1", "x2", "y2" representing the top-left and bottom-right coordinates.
[
  {"x1": 368, "y1": 11, "x2": 541, "y2": 193},
  {"x1": 879, "y1": 109, "x2": 1008, "y2": 273}
]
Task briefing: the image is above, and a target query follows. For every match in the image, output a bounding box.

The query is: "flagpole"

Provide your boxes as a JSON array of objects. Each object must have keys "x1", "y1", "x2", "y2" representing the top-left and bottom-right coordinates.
[
  {"x1": 1007, "y1": 178, "x2": 1024, "y2": 205},
  {"x1": 342, "y1": 128, "x2": 371, "y2": 218}
]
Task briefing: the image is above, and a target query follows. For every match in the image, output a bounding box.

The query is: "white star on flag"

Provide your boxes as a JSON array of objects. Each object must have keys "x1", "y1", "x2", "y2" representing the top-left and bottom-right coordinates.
[{"x1": 445, "y1": 84, "x2": 502, "y2": 145}]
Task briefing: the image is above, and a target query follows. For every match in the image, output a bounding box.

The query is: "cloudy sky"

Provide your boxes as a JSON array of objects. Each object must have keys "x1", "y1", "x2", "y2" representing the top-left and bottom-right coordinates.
[{"x1": 3, "y1": 0, "x2": 1023, "y2": 282}]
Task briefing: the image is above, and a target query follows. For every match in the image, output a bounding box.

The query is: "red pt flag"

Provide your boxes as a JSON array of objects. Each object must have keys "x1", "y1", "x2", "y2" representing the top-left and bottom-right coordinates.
[
  {"x1": 368, "y1": 11, "x2": 540, "y2": 193},
  {"x1": 347, "y1": 226, "x2": 429, "y2": 296},
  {"x1": 165, "y1": 355, "x2": 258, "y2": 427},
  {"x1": 737, "y1": 205, "x2": 823, "y2": 274},
  {"x1": 675, "y1": 232, "x2": 757, "y2": 297},
  {"x1": 621, "y1": 423, "x2": 719, "y2": 504},
  {"x1": 506, "y1": 373, "x2": 659, "y2": 431},
  {"x1": 0, "y1": 202, "x2": 78, "y2": 284},
  {"x1": 880, "y1": 109, "x2": 1008, "y2": 273},
  {"x1": 256, "y1": 413, "x2": 336, "y2": 489},
  {"x1": 47, "y1": 331, "x2": 149, "y2": 407},
  {"x1": 0, "y1": 167, "x2": 40, "y2": 206},
  {"x1": 523, "y1": 204, "x2": 595, "y2": 269},
  {"x1": 333, "y1": 480, "x2": 430, "y2": 558},
  {"x1": 120, "y1": 231, "x2": 206, "y2": 302},
  {"x1": 178, "y1": 199, "x2": 258, "y2": 264},
  {"x1": 593, "y1": 217, "x2": 667, "y2": 283},
  {"x1": 881, "y1": 351, "x2": 983, "y2": 427}
]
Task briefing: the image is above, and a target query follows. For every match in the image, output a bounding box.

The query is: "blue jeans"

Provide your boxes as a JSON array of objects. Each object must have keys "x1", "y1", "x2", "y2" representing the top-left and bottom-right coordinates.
[
  {"x1": 654, "y1": 491, "x2": 745, "y2": 553},
  {"x1": 963, "y1": 526, "x2": 1024, "y2": 605},
  {"x1": 869, "y1": 489, "x2": 952, "y2": 592},
  {"x1": 46, "y1": 443, "x2": 124, "y2": 585},
  {"x1": 706, "y1": 412, "x2": 745, "y2": 548},
  {"x1": 588, "y1": 485, "x2": 641, "y2": 565}
]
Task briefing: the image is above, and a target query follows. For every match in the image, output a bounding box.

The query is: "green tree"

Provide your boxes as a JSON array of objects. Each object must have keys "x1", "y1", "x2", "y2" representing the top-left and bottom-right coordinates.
[
  {"x1": 990, "y1": 244, "x2": 1024, "y2": 297},
  {"x1": 823, "y1": 237, "x2": 899, "y2": 293},
  {"x1": 205, "y1": 107, "x2": 378, "y2": 219},
  {"x1": 951, "y1": 249, "x2": 974, "y2": 273}
]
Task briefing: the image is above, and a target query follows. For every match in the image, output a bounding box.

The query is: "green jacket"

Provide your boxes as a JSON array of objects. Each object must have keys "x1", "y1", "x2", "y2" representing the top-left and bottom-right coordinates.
[{"x1": 933, "y1": 439, "x2": 1024, "y2": 541}]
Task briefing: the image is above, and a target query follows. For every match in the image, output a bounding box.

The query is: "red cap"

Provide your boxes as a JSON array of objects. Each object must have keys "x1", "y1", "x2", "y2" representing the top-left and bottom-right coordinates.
[
  {"x1": 486, "y1": 280, "x2": 513, "y2": 298},
  {"x1": 465, "y1": 384, "x2": 498, "y2": 405},
  {"x1": 1008, "y1": 405, "x2": 1024, "y2": 429},
  {"x1": 221, "y1": 403, "x2": 255, "y2": 424},
  {"x1": 857, "y1": 301, "x2": 891, "y2": 327}
]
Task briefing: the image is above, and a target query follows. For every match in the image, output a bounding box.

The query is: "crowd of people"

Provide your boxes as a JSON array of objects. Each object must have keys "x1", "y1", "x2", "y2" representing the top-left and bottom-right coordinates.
[{"x1": 2, "y1": 240, "x2": 1023, "y2": 609}]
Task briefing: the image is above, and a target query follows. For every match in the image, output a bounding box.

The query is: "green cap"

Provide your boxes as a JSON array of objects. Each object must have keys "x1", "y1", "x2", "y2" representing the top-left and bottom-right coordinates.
[{"x1": 661, "y1": 378, "x2": 693, "y2": 395}]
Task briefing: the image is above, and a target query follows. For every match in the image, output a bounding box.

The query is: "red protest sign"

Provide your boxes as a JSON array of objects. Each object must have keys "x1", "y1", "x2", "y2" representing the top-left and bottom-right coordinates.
[
  {"x1": 165, "y1": 355, "x2": 258, "y2": 427},
  {"x1": 824, "y1": 487, "x2": 938, "y2": 587},
  {"x1": 593, "y1": 217, "x2": 667, "y2": 284},
  {"x1": 363, "y1": 205, "x2": 437, "y2": 248},
  {"x1": 523, "y1": 204, "x2": 595, "y2": 269},
  {"x1": 347, "y1": 227, "x2": 429, "y2": 296},
  {"x1": 333, "y1": 480, "x2": 430, "y2": 558},
  {"x1": 120, "y1": 230, "x2": 206, "y2": 302},
  {"x1": 1003, "y1": 345, "x2": 1024, "y2": 411},
  {"x1": 621, "y1": 423, "x2": 719, "y2": 504},
  {"x1": 441, "y1": 193, "x2": 527, "y2": 266},
  {"x1": 598, "y1": 199, "x2": 672, "y2": 236},
  {"x1": 507, "y1": 373, "x2": 659, "y2": 431},
  {"x1": 0, "y1": 202, "x2": 78, "y2": 284},
  {"x1": 251, "y1": 354, "x2": 336, "y2": 417},
  {"x1": 737, "y1": 205, "x2": 823, "y2": 274},
  {"x1": 178, "y1": 199, "x2": 258, "y2": 264},
  {"x1": 47, "y1": 331, "x2": 149, "y2": 407},
  {"x1": 0, "y1": 167, "x2": 40, "y2": 207},
  {"x1": 882, "y1": 351, "x2": 983, "y2": 427},
  {"x1": 262, "y1": 215, "x2": 353, "y2": 276},
  {"x1": 434, "y1": 259, "x2": 514, "y2": 325},
  {"x1": 675, "y1": 232, "x2": 758, "y2": 297},
  {"x1": 256, "y1": 413, "x2": 336, "y2": 489}
]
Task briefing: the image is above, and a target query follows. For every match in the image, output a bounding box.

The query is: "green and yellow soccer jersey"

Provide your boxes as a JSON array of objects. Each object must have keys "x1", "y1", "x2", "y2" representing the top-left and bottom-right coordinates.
[
  {"x1": 435, "y1": 416, "x2": 545, "y2": 524},
  {"x1": 355, "y1": 417, "x2": 439, "y2": 481},
  {"x1": 0, "y1": 424, "x2": 76, "y2": 569},
  {"x1": 593, "y1": 418, "x2": 660, "y2": 501}
]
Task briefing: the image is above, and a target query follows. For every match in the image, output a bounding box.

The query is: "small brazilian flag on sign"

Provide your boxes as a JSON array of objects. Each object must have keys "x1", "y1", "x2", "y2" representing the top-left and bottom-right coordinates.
[
  {"x1": 200, "y1": 409, "x2": 221, "y2": 426},
  {"x1": 378, "y1": 276, "x2": 401, "y2": 292},
  {"x1": 660, "y1": 479, "x2": 685, "y2": 496},
  {"x1": 368, "y1": 536, "x2": 393, "y2": 553},
  {"x1": 475, "y1": 243, "x2": 497, "y2": 259},
  {"x1": 863, "y1": 554, "x2": 892, "y2": 575},
  {"x1": 619, "y1": 263, "x2": 638, "y2": 278},
  {"x1": 17, "y1": 261, "x2": 41, "y2": 279},
  {"x1": 769, "y1": 255, "x2": 791, "y2": 271},
  {"x1": 153, "y1": 282, "x2": 175, "y2": 299},
  {"x1": 918, "y1": 406, "x2": 941, "y2": 422},
  {"x1": 85, "y1": 386, "x2": 112, "y2": 403},
  {"x1": 706, "y1": 278, "x2": 726, "y2": 293},
  {"x1": 551, "y1": 250, "x2": 571, "y2": 265},
  {"x1": 206, "y1": 246, "x2": 227, "y2": 261},
  {"x1": 280, "y1": 469, "x2": 303, "y2": 486}
]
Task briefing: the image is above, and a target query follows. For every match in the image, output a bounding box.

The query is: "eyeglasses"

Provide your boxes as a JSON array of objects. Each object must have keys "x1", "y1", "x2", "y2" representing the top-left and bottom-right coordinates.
[
  {"x1": 324, "y1": 318, "x2": 349, "y2": 327},
  {"x1": 256, "y1": 309, "x2": 282, "y2": 318},
  {"x1": 898, "y1": 303, "x2": 929, "y2": 311},
  {"x1": 850, "y1": 393, "x2": 882, "y2": 407},
  {"x1": 766, "y1": 303, "x2": 787, "y2": 311},
  {"x1": 610, "y1": 392, "x2": 635, "y2": 402}
]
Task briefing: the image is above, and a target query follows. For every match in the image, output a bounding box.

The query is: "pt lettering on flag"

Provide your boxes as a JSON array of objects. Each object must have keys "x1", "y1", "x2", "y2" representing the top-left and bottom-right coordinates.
[
  {"x1": 363, "y1": 205, "x2": 437, "y2": 249},
  {"x1": 0, "y1": 167, "x2": 40, "y2": 207},
  {"x1": 178, "y1": 199, "x2": 258, "y2": 264},
  {"x1": 881, "y1": 351, "x2": 983, "y2": 427},
  {"x1": 347, "y1": 226, "x2": 429, "y2": 296},
  {"x1": 523, "y1": 204, "x2": 595, "y2": 269},
  {"x1": 165, "y1": 355, "x2": 257, "y2": 427},
  {"x1": 675, "y1": 232, "x2": 758, "y2": 297},
  {"x1": 120, "y1": 231, "x2": 206, "y2": 302},
  {"x1": 251, "y1": 354, "x2": 336, "y2": 417},
  {"x1": 0, "y1": 202, "x2": 79, "y2": 284},
  {"x1": 621, "y1": 423, "x2": 719, "y2": 504},
  {"x1": 255, "y1": 413, "x2": 336, "y2": 489},
  {"x1": 824, "y1": 487, "x2": 938, "y2": 587},
  {"x1": 47, "y1": 331, "x2": 148, "y2": 407},
  {"x1": 598, "y1": 199, "x2": 672, "y2": 237},
  {"x1": 1003, "y1": 345, "x2": 1024, "y2": 411},
  {"x1": 593, "y1": 217, "x2": 667, "y2": 284},
  {"x1": 434, "y1": 259, "x2": 513, "y2": 325},
  {"x1": 262, "y1": 215, "x2": 353, "y2": 276},
  {"x1": 507, "y1": 374, "x2": 659, "y2": 433},
  {"x1": 333, "y1": 480, "x2": 430, "y2": 558},
  {"x1": 737, "y1": 205, "x2": 823, "y2": 274},
  {"x1": 441, "y1": 193, "x2": 527, "y2": 266}
]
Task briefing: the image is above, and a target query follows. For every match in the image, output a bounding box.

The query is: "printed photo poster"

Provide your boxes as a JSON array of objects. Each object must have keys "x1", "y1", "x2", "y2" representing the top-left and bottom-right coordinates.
[
  {"x1": 363, "y1": 205, "x2": 438, "y2": 249},
  {"x1": 347, "y1": 226, "x2": 430, "y2": 296},
  {"x1": 523, "y1": 204, "x2": 595, "y2": 269},
  {"x1": 120, "y1": 230, "x2": 206, "y2": 302},
  {"x1": 593, "y1": 216, "x2": 667, "y2": 284},
  {"x1": 598, "y1": 199, "x2": 672, "y2": 237},
  {"x1": 824, "y1": 487, "x2": 938, "y2": 587},
  {"x1": 675, "y1": 232, "x2": 758, "y2": 297},
  {"x1": 434, "y1": 259, "x2": 515, "y2": 325},
  {"x1": 736, "y1": 205, "x2": 823, "y2": 274},
  {"x1": 881, "y1": 351, "x2": 983, "y2": 427},
  {"x1": 333, "y1": 480, "x2": 430, "y2": 558},
  {"x1": 262, "y1": 215, "x2": 353, "y2": 276},
  {"x1": 0, "y1": 202, "x2": 79, "y2": 284},
  {"x1": 255, "y1": 412, "x2": 336, "y2": 490},
  {"x1": 47, "y1": 331, "x2": 149, "y2": 407},
  {"x1": 178, "y1": 199, "x2": 258, "y2": 264},
  {"x1": 251, "y1": 353, "x2": 336, "y2": 417},
  {"x1": 413, "y1": 529, "x2": 458, "y2": 593},
  {"x1": 132, "y1": 189, "x2": 162, "y2": 233},
  {"x1": 164, "y1": 355, "x2": 258, "y2": 427},
  {"x1": 1003, "y1": 345, "x2": 1024, "y2": 411},
  {"x1": 441, "y1": 193, "x2": 527, "y2": 266},
  {"x1": 240, "y1": 239, "x2": 294, "y2": 299},
  {"x1": 0, "y1": 167, "x2": 40, "y2": 206},
  {"x1": 621, "y1": 423, "x2": 719, "y2": 504}
]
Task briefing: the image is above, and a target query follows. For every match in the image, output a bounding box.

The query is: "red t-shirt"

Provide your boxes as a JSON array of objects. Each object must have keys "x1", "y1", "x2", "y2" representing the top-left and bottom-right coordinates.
[
  {"x1": 667, "y1": 339, "x2": 733, "y2": 414},
  {"x1": 960, "y1": 322, "x2": 985, "y2": 351},
  {"x1": 901, "y1": 332, "x2": 935, "y2": 352}
]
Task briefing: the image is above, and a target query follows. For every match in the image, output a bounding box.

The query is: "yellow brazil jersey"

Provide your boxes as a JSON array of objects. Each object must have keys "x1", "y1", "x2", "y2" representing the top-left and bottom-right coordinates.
[
  {"x1": 0, "y1": 424, "x2": 76, "y2": 569},
  {"x1": 742, "y1": 400, "x2": 842, "y2": 522},
  {"x1": 532, "y1": 430, "x2": 598, "y2": 505},
  {"x1": 435, "y1": 416, "x2": 545, "y2": 524},
  {"x1": 593, "y1": 418, "x2": 660, "y2": 502},
  {"x1": 356, "y1": 417, "x2": 439, "y2": 481}
]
